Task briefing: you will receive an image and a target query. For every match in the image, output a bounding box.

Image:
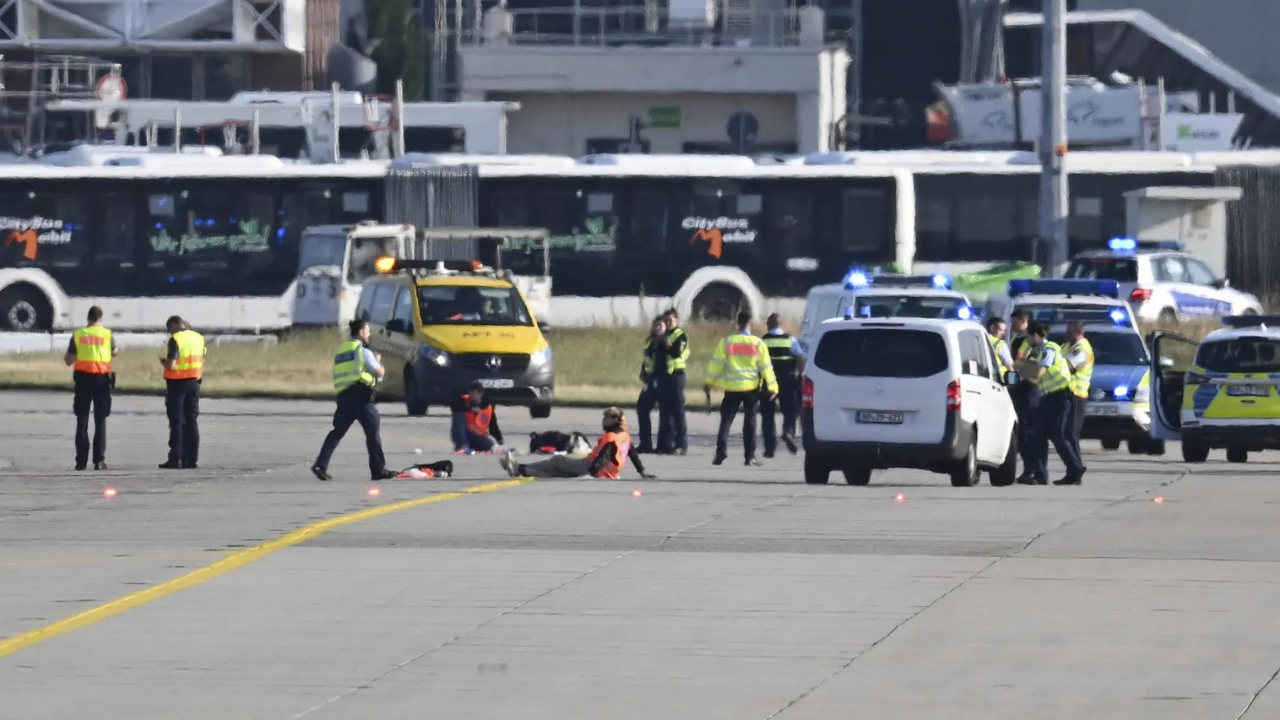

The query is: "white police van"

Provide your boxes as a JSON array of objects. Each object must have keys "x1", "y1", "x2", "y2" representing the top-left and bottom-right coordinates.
[
  {"x1": 1064, "y1": 239, "x2": 1261, "y2": 324},
  {"x1": 801, "y1": 317, "x2": 1019, "y2": 487},
  {"x1": 799, "y1": 270, "x2": 979, "y2": 354}
]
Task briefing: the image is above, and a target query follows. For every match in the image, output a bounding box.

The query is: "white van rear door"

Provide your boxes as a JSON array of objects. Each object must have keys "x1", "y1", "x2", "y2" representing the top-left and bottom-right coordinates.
[{"x1": 809, "y1": 325, "x2": 951, "y2": 445}]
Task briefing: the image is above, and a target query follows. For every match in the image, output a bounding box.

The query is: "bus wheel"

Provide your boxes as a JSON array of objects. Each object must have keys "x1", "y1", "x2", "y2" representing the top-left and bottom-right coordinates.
[
  {"x1": 0, "y1": 286, "x2": 51, "y2": 332},
  {"x1": 404, "y1": 370, "x2": 428, "y2": 417},
  {"x1": 691, "y1": 284, "x2": 746, "y2": 322}
]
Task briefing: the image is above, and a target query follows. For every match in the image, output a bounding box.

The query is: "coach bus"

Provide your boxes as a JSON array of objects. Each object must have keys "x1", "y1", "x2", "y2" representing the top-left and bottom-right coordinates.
[
  {"x1": 0, "y1": 147, "x2": 1237, "y2": 332},
  {"x1": 0, "y1": 153, "x2": 384, "y2": 332}
]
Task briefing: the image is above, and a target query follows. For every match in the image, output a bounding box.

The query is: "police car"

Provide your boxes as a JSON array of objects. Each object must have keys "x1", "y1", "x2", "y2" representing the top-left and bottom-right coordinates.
[
  {"x1": 1064, "y1": 239, "x2": 1261, "y2": 324},
  {"x1": 1150, "y1": 316, "x2": 1280, "y2": 463},
  {"x1": 799, "y1": 270, "x2": 979, "y2": 353},
  {"x1": 1009, "y1": 280, "x2": 1163, "y2": 454}
]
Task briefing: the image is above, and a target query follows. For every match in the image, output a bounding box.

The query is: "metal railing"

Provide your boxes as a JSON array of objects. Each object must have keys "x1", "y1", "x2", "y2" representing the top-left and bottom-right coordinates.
[{"x1": 459, "y1": 5, "x2": 854, "y2": 49}]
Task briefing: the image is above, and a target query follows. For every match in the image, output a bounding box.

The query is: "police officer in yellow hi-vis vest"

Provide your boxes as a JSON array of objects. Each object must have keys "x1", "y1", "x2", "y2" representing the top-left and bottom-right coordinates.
[
  {"x1": 705, "y1": 311, "x2": 779, "y2": 467},
  {"x1": 985, "y1": 317, "x2": 1014, "y2": 377},
  {"x1": 657, "y1": 308, "x2": 690, "y2": 455},
  {"x1": 1064, "y1": 320, "x2": 1095, "y2": 480},
  {"x1": 635, "y1": 315, "x2": 667, "y2": 453},
  {"x1": 63, "y1": 305, "x2": 118, "y2": 471},
  {"x1": 312, "y1": 319, "x2": 395, "y2": 481},
  {"x1": 1016, "y1": 322, "x2": 1087, "y2": 486},
  {"x1": 158, "y1": 315, "x2": 206, "y2": 469}
]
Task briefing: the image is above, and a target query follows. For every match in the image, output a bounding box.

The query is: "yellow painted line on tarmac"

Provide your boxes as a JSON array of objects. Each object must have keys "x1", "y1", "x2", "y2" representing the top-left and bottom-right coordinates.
[{"x1": 0, "y1": 477, "x2": 535, "y2": 659}]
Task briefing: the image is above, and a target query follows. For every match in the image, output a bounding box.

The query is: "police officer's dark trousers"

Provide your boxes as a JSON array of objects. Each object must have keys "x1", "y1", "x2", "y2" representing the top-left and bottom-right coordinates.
[
  {"x1": 165, "y1": 378, "x2": 201, "y2": 467},
  {"x1": 316, "y1": 384, "x2": 387, "y2": 477},
  {"x1": 716, "y1": 390, "x2": 759, "y2": 461},
  {"x1": 73, "y1": 371, "x2": 111, "y2": 466},
  {"x1": 657, "y1": 372, "x2": 687, "y2": 452},
  {"x1": 1039, "y1": 390, "x2": 1086, "y2": 481},
  {"x1": 1013, "y1": 383, "x2": 1043, "y2": 482},
  {"x1": 1071, "y1": 395, "x2": 1087, "y2": 457},
  {"x1": 636, "y1": 380, "x2": 659, "y2": 450},
  {"x1": 761, "y1": 376, "x2": 798, "y2": 455}
]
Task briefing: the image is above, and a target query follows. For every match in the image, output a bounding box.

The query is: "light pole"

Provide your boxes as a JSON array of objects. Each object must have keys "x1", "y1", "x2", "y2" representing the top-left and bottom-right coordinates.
[{"x1": 1038, "y1": 0, "x2": 1069, "y2": 277}]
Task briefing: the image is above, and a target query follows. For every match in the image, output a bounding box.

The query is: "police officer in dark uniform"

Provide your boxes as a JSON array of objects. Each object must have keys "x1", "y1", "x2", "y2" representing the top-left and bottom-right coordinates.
[
  {"x1": 657, "y1": 308, "x2": 690, "y2": 455},
  {"x1": 1006, "y1": 309, "x2": 1040, "y2": 483},
  {"x1": 760, "y1": 313, "x2": 801, "y2": 457},
  {"x1": 635, "y1": 315, "x2": 667, "y2": 453},
  {"x1": 312, "y1": 319, "x2": 396, "y2": 481}
]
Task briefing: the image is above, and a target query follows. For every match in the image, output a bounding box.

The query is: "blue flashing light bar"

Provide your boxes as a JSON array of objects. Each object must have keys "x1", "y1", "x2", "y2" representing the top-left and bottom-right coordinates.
[
  {"x1": 1222, "y1": 315, "x2": 1280, "y2": 328},
  {"x1": 1108, "y1": 237, "x2": 1138, "y2": 252},
  {"x1": 1032, "y1": 307, "x2": 1133, "y2": 327},
  {"x1": 956, "y1": 305, "x2": 973, "y2": 321},
  {"x1": 844, "y1": 268, "x2": 870, "y2": 289},
  {"x1": 1105, "y1": 237, "x2": 1184, "y2": 254},
  {"x1": 843, "y1": 267, "x2": 953, "y2": 290},
  {"x1": 1109, "y1": 308, "x2": 1128, "y2": 325},
  {"x1": 1008, "y1": 279, "x2": 1120, "y2": 299}
]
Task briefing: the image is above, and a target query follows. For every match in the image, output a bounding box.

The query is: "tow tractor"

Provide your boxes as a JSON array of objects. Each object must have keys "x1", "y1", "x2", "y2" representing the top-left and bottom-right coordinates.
[
  {"x1": 1008, "y1": 279, "x2": 1160, "y2": 455},
  {"x1": 799, "y1": 269, "x2": 980, "y2": 353}
]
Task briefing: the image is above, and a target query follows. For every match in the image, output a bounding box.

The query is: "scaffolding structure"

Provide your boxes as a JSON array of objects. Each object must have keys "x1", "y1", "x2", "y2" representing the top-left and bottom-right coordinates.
[{"x1": 0, "y1": 54, "x2": 122, "y2": 152}]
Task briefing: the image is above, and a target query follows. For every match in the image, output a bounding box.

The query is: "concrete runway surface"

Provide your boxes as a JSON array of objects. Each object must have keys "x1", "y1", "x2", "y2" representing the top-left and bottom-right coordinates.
[{"x1": 2, "y1": 390, "x2": 1280, "y2": 719}]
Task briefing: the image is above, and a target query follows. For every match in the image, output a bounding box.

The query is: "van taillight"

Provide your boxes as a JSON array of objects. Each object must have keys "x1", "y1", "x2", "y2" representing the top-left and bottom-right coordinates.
[
  {"x1": 1130, "y1": 288, "x2": 1153, "y2": 302},
  {"x1": 802, "y1": 376, "x2": 814, "y2": 408},
  {"x1": 946, "y1": 380, "x2": 962, "y2": 411}
]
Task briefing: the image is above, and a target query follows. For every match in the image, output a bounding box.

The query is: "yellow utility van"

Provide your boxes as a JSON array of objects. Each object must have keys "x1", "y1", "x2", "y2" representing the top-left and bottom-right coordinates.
[{"x1": 358, "y1": 257, "x2": 554, "y2": 418}]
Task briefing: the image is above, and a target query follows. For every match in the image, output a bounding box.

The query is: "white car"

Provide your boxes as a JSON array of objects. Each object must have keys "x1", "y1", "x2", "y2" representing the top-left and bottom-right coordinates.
[
  {"x1": 798, "y1": 272, "x2": 978, "y2": 354},
  {"x1": 1064, "y1": 241, "x2": 1261, "y2": 323},
  {"x1": 801, "y1": 317, "x2": 1019, "y2": 487}
]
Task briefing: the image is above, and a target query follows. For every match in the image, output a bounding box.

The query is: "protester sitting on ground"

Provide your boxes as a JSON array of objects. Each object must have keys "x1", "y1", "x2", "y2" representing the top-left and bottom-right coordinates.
[
  {"x1": 500, "y1": 407, "x2": 655, "y2": 479},
  {"x1": 451, "y1": 382, "x2": 503, "y2": 454}
]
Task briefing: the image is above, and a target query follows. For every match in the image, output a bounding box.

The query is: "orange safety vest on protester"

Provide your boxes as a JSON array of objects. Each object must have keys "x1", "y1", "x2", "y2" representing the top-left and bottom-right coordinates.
[
  {"x1": 72, "y1": 326, "x2": 113, "y2": 374},
  {"x1": 163, "y1": 329, "x2": 206, "y2": 380},
  {"x1": 588, "y1": 430, "x2": 632, "y2": 479},
  {"x1": 465, "y1": 397, "x2": 493, "y2": 436}
]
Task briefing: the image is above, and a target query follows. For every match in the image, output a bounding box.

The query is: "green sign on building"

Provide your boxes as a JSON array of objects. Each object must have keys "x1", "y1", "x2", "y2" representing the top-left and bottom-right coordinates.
[{"x1": 648, "y1": 106, "x2": 682, "y2": 129}]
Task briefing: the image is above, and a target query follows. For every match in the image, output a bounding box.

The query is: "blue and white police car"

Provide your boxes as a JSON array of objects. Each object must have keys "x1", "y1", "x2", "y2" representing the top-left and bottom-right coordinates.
[
  {"x1": 799, "y1": 270, "x2": 979, "y2": 353},
  {"x1": 1063, "y1": 239, "x2": 1261, "y2": 324},
  {"x1": 1009, "y1": 279, "x2": 1163, "y2": 455}
]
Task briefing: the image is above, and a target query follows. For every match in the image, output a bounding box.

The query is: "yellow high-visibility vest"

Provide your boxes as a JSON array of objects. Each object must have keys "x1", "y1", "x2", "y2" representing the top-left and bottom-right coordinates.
[
  {"x1": 333, "y1": 340, "x2": 375, "y2": 393},
  {"x1": 164, "y1": 330, "x2": 205, "y2": 380},
  {"x1": 1036, "y1": 341, "x2": 1071, "y2": 394},
  {"x1": 987, "y1": 334, "x2": 1010, "y2": 375},
  {"x1": 72, "y1": 326, "x2": 112, "y2": 374},
  {"x1": 1067, "y1": 337, "x2": 1095, "y2": 399},
  {"x1": 705, "y1": 333, "x2": 779, "y2": 394},
  {"x1": 665, "y1": 327, "x2": 689, "y2": 374}
]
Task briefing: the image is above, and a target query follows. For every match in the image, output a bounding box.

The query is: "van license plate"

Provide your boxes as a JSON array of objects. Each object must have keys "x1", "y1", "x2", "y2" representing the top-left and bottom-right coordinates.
[
  {"x1": 1227, "y1": 385, "x2": 1269, "y2": 397},
  {"x1": 857, "y1": 411, "x2": 903, "y2": 424},
  {"x1": 479, "y1": 379, "x2": 515, "y2": 389},
  {"x1": 1086, "y1": 405, "x2": 1120, "y2": 416}
]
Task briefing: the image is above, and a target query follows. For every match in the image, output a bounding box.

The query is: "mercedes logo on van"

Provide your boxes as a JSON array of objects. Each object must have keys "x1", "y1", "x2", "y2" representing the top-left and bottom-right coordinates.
[{"x1": 486, "y1": 355, "x2": 502, "y2": 372}]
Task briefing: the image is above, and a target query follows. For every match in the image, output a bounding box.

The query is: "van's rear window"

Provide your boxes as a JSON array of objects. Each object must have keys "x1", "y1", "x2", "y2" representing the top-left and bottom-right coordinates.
[{"x1": 813, "y1": 329, "x2": 948, "y2": 378}]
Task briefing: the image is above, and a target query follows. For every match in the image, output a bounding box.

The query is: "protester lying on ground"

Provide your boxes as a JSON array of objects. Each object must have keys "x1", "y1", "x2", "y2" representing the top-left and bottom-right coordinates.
[{"x1": 500, "y1": 407, "x2": 655, "y2": 479}]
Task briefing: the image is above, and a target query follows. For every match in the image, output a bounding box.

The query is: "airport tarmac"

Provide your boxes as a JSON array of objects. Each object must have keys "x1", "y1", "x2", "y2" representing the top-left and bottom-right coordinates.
[{"x1": 1, "y1": 390, "x2": 1279, "y2": 719}]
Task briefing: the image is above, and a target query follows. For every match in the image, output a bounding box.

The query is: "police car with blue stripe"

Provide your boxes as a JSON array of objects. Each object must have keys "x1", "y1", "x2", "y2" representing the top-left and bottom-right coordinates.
[
  {"x1": 1064, "y1": 239, "x2": 1261, "y2": 324},
  {"x1": 799, "y1": 269, "x2": 980, "y2": 354},
  {"x1": 1009, "y1": 279, "x2": 1163, "y2": 455},
  {"x1": 1150, "y1": 315, "x2": 1280, "y2": 464}
]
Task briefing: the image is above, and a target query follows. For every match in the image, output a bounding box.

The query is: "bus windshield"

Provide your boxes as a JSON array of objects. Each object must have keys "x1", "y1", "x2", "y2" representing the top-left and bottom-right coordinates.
[
  {"x1": 417, "y1": 285, "x2": 532, "y2": 327},
  {"x1": 854, "y1": 296, "x2": 968, "y2": 319}
]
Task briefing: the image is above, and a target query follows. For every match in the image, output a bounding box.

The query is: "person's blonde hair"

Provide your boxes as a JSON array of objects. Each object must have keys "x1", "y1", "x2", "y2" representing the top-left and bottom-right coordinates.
[{"x1": 603, "y1": 406, "x2": 627, "y2": 433}]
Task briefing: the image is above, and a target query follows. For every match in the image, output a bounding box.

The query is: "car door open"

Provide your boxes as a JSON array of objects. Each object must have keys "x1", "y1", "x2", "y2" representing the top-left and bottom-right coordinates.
[{"x1": 1149, "y1": 331, "x2": 1198, "y2": 442}]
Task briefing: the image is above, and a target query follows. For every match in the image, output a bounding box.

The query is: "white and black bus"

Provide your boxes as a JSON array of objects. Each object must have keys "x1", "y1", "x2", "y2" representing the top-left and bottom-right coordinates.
[
  {"x1": 0, "y1": 149, "x2": 1241, "y2": 332},
  {"x1": 0, "y1": 153, "x2": 384, "y2": 331}
]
